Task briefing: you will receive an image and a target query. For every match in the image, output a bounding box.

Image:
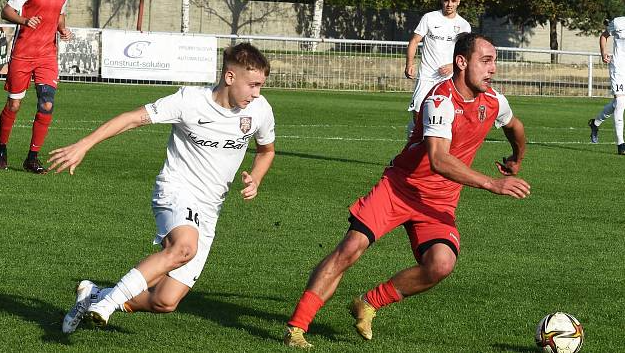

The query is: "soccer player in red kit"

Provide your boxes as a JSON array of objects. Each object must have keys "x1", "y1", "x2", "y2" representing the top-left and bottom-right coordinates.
[
  {"x1": 0, "y1": 0, "x2": 71, "y2": 173},
  {"x1": 283, "y1": 33, "x2": 531, "y2": 348}
]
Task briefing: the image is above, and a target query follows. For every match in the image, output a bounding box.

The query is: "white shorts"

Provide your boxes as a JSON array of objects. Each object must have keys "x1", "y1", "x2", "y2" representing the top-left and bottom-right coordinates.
[
  {"x1": 610, "y1": 67, "x2": 625, "y2": 96},
  {"x1": 408, "y1": 78, "x2": 438, "y2": 112},
  {"x1": 152, "y1": 184, "x2": 218, "y2": 288}
]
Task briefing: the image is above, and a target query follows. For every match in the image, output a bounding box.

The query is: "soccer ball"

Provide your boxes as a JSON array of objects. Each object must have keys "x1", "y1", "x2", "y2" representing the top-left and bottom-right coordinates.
[{"x1": 535, "y1": 312, "x2": 584, "y2": 353}]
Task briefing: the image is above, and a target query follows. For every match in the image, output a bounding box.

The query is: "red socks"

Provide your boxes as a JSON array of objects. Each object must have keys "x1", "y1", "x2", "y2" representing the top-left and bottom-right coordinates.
[
  {"x1": 363, "y1": 280, "x2": 402, "y2": 310},
  {"x1": 30, "y1": 112, "x2": 52, "y2": 151},
  {"x1": 0, "y1": 106, "x2": 16, "y2": 145},
  {"x1": 288, "y1": 290, "x2": 324, "y2": 332}
]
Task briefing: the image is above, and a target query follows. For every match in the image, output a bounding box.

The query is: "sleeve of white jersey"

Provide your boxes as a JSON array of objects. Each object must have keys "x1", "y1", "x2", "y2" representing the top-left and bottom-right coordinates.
[
  {"x1": 254, "y1": 100, "x2": 276, "y2": 146},
  {"x1": 144, "y1": 87, "x2": 186, "y2": 125},
  {"x1": 463, "y1": 19, "x2": 472, "y2": 33},
  {"x1": 414, "y1": 12, "x2": 429, "y2": 36},
  {"x1": 61, "y1": 1, "x2": 68, "y2": 14},
  {"x1": 494, "y1": 93, "x2": 514, "y2": 128},
  {"x1": 422, "y1": 95, "x2": 455, "y2": 140},
  {"x1": 7, "y1": 0, "x2": 27, "y2": 11}
]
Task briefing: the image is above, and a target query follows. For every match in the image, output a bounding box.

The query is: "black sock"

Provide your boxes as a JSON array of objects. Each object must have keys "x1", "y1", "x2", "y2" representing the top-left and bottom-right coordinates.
[
  {"x1": 0, "y1": 144, "x2": 6, "y2": 155},
  {"x1": 27, "y1": 150, "x2": 38, "y2": 161}
]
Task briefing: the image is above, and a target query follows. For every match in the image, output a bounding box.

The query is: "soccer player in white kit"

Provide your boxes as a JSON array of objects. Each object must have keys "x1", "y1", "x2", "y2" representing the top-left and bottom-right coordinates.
[
  {"x1": 404, "y1": 0, "x2": 470, "y2": 139},
  {"x1": 52, "y1": 43, "x2": 276, "y2": 333},
  {"x1": 588, "y1": 17, "x2": 625, "y2": 154}
]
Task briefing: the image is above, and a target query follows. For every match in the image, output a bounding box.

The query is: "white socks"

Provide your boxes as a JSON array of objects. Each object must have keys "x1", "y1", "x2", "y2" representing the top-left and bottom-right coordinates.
[
  {"x1": 614, "y1": 96, "x2": 625, "y2": 145},
  {"x1": 99, "y1": 268, "x2": 148, "y2": 311},
  {"x1": 594, "y1": 100, "x2": 615, "y2": 126}
]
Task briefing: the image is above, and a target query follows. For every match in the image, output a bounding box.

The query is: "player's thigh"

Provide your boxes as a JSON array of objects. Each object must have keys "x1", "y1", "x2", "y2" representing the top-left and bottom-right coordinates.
[
  {"x1": 4, "y1": 59, "x2": 35, "y2": 97},
  {"x1": 404, "y1": 216, "x2": 459, "y2": 264},
  {"x1": 408, "y1": 79, "x2": 436, "y2": 112},
  {"x1": 32, "y1": 58, "x2": 59, "y2": 88},
  {"x1": 348, "y1": 176, "x2": 412, "y2": 243},
  {"x1": 152, "y1": 185, "x2": 216, "y2": 288}
]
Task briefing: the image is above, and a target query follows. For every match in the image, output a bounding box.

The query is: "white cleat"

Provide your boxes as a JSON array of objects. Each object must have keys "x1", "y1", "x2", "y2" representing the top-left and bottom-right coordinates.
[
  {"x1": 86, "y1": 301, "x2": 116, "y2": 328},
  {"x1": 62, "y1": 280, "x2": 99, "y2": 334}
]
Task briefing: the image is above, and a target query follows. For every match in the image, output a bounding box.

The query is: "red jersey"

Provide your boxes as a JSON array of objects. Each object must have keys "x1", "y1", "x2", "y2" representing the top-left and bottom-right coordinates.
[
  {"x1": 8, "y1": 0, "x2": 67, "y2": 60},
  {"x1": 385, "y1": 78, "x2": 513, "y2": 211}
]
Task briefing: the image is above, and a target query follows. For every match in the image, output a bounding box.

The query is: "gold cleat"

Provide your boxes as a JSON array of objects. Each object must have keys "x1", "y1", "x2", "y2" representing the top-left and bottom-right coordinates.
[
  {"x1": 283, "y1": 326, "x2": 313, "y2": 348},
  {"x1": 349, "y1": 296, "x2": 376, "y2": 340}
]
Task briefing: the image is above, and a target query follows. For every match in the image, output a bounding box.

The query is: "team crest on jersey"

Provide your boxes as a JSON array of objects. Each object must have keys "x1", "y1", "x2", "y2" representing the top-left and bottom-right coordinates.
[
  {"x1": 478, "y1": 105, "x2": 487, "y2": 122},
  {"x1": 239, "y1": 117, "x2": 252, "y2": 134},
  {"x1": 454, "y1": 26, "x2": 461, "y2": 33}
]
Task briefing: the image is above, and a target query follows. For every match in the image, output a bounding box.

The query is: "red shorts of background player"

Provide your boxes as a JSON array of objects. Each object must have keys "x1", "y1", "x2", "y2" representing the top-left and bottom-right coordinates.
[
  {"x1": 348, "y1": 175, "x2": 460, "y2": 263},
  {"x1": 4, "y1": 57, "x2": 58, "y2": 99}
]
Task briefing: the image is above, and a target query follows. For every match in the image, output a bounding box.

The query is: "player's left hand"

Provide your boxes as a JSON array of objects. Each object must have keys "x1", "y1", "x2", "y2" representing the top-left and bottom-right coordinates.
[
  {"x1": 438, "y1": 64, "x2": 453, "y2": 77},
  {"x1": 240, "y1": 171, "x2": 258, "y2": 200},
  {"x1": 58, "y1": 27, "x2": 73, "y2": 41},
  {"x1": 495, "y1": 156, "x2": 522, "y2": 176}
]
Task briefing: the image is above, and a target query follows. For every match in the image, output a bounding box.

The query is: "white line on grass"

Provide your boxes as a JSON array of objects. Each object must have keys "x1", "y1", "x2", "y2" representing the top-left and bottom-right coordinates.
[{"x1": 13, "y1": 125, "x2": 613, "y2": 145}]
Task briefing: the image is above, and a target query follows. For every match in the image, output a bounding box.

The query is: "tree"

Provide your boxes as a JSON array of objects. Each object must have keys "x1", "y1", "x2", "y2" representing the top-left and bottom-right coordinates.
[
  {"x1": 485, "y1": 0, "x2": 576, "y2": 63},
  {"x1": 310, "y1": 0, "x2": 324, "y2": 50},
  {"x1": 191, "y1": 0, "x2": 284, "y2": 36},
  {"x1": 182, "y1": 0, "x2": 190, "y2": 33},
  {"x1": 567, "y1": 0, "x2": 625, "y2": 36}
]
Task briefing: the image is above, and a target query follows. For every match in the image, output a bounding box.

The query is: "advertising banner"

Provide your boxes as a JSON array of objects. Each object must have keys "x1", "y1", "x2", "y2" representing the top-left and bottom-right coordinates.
[{"x1": 101, "y1": 30, "x2": 217, "y2": 82}]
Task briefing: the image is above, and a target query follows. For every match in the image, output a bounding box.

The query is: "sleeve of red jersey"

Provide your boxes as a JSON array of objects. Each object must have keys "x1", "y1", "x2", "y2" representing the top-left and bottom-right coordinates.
[
  {"x1": 493, "y1": 92, "x2": 513, "y2": 128},
  {"x1": 422, "y1": 95, "x2": 455, "y2": 140}
]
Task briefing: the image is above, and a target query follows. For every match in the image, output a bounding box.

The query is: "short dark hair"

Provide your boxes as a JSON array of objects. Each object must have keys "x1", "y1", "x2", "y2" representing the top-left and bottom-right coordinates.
[
  {"x1": 223, "y1": 42, "x2": 270, "y2": 76},
  {"x1": 452, "y1": 33, "x2": 495, "y2": 73}
]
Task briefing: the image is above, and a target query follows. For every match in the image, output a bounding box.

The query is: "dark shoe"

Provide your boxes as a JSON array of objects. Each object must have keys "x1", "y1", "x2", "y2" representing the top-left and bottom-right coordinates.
[
  {"x1": 618, "y1": 143, "x2": 625, "y2": 155},
  {"x1": 588, "y1": 119, "x2": 599, "y2": 144},
  {"x1": 0, "y1": 151, "x2": 6, "y2": 170},
  {"x1": 23, "y1": 158, "x2": 48, "y2": 174}
]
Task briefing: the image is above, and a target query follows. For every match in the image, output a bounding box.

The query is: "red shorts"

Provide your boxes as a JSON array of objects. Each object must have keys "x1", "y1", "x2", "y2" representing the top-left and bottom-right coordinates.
[
  {"x1": 4, "y1": 57, "x2": 58, "y2": 97},
  {"x1": 348, "y1": 176, "x2": 460, "y2": 262}
]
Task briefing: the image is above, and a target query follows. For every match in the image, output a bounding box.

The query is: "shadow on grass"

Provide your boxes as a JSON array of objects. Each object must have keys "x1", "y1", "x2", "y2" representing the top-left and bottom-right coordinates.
[
  {"x1": 0, "y1": 290, "x2": 131, "y2": 348},
  {"x1": 178, "y1": 291, "x2": 341, "y2": 343},
  {"x1": 491, "y1": 342, "x2": 537, "y2": 352}
]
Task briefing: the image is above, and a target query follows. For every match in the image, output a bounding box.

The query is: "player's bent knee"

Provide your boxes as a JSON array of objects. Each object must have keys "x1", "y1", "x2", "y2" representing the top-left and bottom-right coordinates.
[
  {"x1": 35, "y1": 84, "x2": 56, "y2": 114},
  {"x1": 164, "y1": 244, "x2": 197, "y2": 268},
  {"x1": 7, "y1": 100, "x2": 21, "y2": 112},
  {"x1": 425, "y1": 260, "x2": 455, "y2": 283},
  {"x1": 150, "y1": 298, "x2": 179, "y2": 313}
]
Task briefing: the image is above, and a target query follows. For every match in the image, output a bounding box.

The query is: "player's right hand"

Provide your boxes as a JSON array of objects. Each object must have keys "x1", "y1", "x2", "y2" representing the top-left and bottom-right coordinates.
[
  {"x1": 47, "y1": 142, "x2": 88, "y2": 175},
  {"x1": 602, "y1": 53, "x2": 612, "y2": 64},
  {"x1": 404, "y1": 66, "x2": 415, "y2": 79},
  {"x1": 487, "y1": 176, "x2": 530, "y2": 199},
  {"x1": 25, "y1": 16, "x2": 41, "y2": 29}
]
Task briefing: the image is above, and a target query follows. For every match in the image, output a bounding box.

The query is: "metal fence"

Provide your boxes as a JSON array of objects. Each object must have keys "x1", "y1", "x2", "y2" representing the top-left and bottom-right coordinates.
[{"x1": 0, "y1": 26, "x2": 612, "y2": 97}]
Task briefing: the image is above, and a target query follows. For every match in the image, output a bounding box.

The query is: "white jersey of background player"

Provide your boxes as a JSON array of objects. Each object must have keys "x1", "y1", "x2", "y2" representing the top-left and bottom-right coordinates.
[
  {"x1": 404, "y1": 0, "x2": 471, "y2": 139},
  {"x1": 588, "y1": 17, "x2": 625, "y2": 154},
  {"x1": 52, "y1": 43, "x2": 276, "y2": 333}
]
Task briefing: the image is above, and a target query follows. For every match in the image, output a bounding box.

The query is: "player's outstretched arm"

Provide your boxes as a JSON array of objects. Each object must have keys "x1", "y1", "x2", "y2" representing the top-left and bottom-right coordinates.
[
  {"x1": 426, "y1": 136, "x2": 530, "y2": 199},
  {"x1": 496, "y1": 116, "x2": 526, "y2": 176},
  {"x1": 48, "y1": 107, "x2": 152, "y2": 175},
  {"x1": 240, "y1": 142, "x2": 275, "y2": 200}
]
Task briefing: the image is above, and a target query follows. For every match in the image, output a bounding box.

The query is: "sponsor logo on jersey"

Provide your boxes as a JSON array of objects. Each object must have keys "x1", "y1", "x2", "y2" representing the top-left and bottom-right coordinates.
[
  {"x1": 187, "y1": 132, "x2": 254, "y2": 150},
  {"x1": 240, "y1": 116, "x2": 252, "y2": 134},
  {"x1": 432, "y1": 96, "x2": 445, "y2": 108},
  {"x1": 149, "y1": 103, "x2": 158, "y2": 115},
  {"x1": 198, "y1": 118, "x2": 213, "y2": 124},
  {"x1": 478, "y1": 105, "x2": 487, "y2": 122}
]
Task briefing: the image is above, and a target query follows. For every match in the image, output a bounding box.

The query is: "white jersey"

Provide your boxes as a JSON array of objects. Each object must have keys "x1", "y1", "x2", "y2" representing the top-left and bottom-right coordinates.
[
  {"x1": 414, "y1": 10, "x2": 471, "y2": 82},
  {"x1": 146, "y1": 86, "x2": 275, "y2": 216},
  {"x1": 608, "y1": 17, "x2": 625, "y2": 75}
]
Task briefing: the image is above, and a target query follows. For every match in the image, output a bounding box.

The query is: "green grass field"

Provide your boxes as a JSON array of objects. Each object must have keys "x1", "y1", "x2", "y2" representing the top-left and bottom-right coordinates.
[{"x1": 0, "y1": 83, "x2": 623, "y2": 352}]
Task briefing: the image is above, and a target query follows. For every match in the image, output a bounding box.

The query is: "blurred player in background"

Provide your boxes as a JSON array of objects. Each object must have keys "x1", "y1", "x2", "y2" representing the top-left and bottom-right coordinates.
[
  {"x1": 0, "y1": 0, "x2": 71, "y2": 173},
  {"x1": 53, "y1": 43, "x2": 276, "y2": 333},
  {"x1": 284, "y1": 33, "x2": 530, "y2": 348},
  {"x1": 588, "y1": 17, "x2": 625, "y2": 154},
  {"x1": 405, "y1": 0, "x2": 470, "y2": 139}
]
